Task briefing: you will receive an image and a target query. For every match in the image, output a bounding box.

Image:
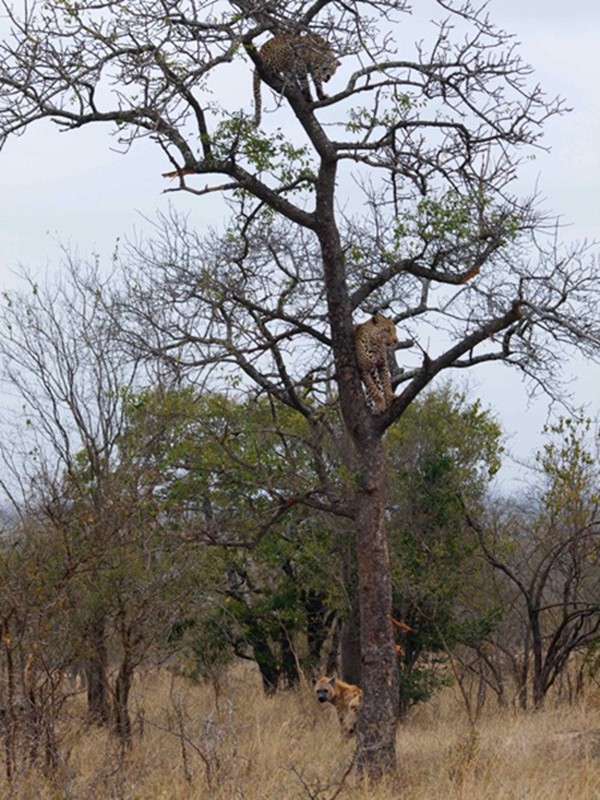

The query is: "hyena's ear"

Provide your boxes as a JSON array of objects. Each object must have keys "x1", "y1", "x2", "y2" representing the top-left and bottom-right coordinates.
[{"x1": 328, "y1": 677, "x2": 337, "y2": 687}]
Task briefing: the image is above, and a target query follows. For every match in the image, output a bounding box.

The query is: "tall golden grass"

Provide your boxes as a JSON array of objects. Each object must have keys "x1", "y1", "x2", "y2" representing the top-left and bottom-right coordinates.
[{"x1": 4, "y1": 663, "x2": 600, "y2": 799}]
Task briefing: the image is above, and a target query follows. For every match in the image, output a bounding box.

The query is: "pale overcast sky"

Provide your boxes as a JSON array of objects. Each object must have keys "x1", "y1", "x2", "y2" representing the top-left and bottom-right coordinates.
[{"x1": 1, "y1": 1, "x2": 599, "y2": 488}]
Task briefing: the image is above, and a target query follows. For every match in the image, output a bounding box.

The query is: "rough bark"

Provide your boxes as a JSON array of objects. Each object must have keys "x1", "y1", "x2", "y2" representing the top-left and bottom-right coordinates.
[
  {"x1": 341, "y1": 530, "x2": 362, "y2": 686},
  {"x1": 315, "y1": 194, "x2": 400, "y2": 771},
  {"x1": 353, "y1": 437, "x2": 399, "y2": 776}
]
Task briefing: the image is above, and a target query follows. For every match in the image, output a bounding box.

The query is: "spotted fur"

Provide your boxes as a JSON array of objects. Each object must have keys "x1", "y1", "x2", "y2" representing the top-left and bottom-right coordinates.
[
  {"x1": 355, "y1": 314, "x2": 399, "y2": 413},
  {"x1": 252, "y1": 33, "x2": 339, "y2": 126},
  {"x1": 314, "y1": 676, "x2": 362, "y2": 737}
]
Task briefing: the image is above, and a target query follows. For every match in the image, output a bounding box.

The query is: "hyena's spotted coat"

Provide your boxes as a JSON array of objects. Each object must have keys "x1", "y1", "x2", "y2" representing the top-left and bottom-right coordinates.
[{"x1": 314, "y1": 676, "x2": 362, "y2": 737}]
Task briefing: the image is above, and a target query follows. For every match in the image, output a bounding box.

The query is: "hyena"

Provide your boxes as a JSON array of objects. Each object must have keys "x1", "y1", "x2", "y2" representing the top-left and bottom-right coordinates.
[{"x1": 314, "y1": 676, "x2": 362, "y2": 737}]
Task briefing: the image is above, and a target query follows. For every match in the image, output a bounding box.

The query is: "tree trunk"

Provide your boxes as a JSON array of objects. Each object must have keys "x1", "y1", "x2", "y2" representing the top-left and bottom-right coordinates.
[
  {"x1": 249, "y1": 632, "x2": 280, "y2": 695},
  {"x1": 113, "y1": 658, "x2": 134, "y2": 747},
  {"x1": 2, "y1": 627, "x2": 16, "y2": 782},
  {"x1": 354, "y1": 436, "x2": 399, "y2": 777},
  {"x1": 315, "y1": 168, "x2": 398, "y2": 776},
  {"x1": 341, "y1": 618, "x2": 362, "y2": 686},
  {"x1": 528, "y1": 611, "x2": 548, "y2": 709},
  {"x1": 279, "y1": 632, "x2": 300, "y2": 689},
  {"x1": 341, "y1": 530, "x2": 362, "y2": 686},
  {"x1": 84, "y1": 610, "x2": 110, "y2": 724},
  {"x1": 326, "y1": 618, "x2": 341, "y2": 676},
  {"x1": 303, "y1": 589, "x2": 335, "y2": 674}
]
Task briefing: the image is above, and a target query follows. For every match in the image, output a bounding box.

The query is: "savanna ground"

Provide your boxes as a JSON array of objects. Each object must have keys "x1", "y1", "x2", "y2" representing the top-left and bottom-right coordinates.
[{"x1": 6, "y1": 663, "x2": 600, "y2": 800}]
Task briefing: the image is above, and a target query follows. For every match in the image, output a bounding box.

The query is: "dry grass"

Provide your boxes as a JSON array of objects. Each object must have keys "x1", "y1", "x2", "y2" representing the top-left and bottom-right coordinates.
[{"x1": 4, "y1": 664, "x2": 600, "y2": 799}]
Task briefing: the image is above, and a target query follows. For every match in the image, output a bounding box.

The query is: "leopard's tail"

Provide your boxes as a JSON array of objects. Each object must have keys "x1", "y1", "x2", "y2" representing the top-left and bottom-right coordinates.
[{"x1": 253, "y1": 68, "x2": 262, "y2": 127}]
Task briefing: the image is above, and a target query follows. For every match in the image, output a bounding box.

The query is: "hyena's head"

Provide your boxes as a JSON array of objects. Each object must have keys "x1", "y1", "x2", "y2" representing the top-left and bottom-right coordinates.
[{"x1": 314, "y1": 676, "x2": 337, "y2": 703}]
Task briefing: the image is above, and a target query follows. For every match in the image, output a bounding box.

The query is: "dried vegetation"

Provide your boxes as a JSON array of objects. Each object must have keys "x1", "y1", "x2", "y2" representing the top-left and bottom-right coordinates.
[{"x1": 3, "y1": 663, "x2": 600, "y2": 799}]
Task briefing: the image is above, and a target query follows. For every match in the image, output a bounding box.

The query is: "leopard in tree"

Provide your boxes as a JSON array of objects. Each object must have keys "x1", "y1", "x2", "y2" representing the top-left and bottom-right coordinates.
[
  {"x1": 354, "y1": 314, "x2": 400, "y2": 413},
  {"x1": 252, "y1": 32, "x2": 340, "y2": 127}
]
